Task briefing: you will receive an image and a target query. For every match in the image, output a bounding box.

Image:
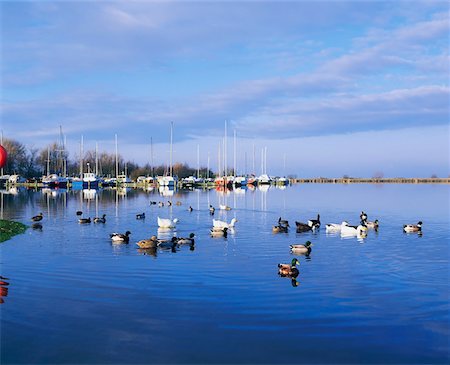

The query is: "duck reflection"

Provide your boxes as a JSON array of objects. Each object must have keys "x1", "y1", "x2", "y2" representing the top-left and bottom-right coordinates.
[
  {"x1": 137, "y1": 248, "x2": 157, "y2": 257},
  {"x1": 0, "y1": 276, "x2": 9, "y2": 304}
]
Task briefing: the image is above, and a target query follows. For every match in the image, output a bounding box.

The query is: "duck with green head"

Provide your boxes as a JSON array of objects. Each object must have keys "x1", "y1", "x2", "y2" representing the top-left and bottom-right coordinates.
[
  {"x1": 290, "y1": 241, "x2": 313, "y2": 254},
  {"x1": 278, "y1": 258, "x2": 300, "y2": 277}
]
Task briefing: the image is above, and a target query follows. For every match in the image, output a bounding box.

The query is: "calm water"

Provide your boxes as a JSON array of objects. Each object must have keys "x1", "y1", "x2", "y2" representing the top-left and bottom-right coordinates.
[{"x1": 0, "y1": 184, "x2": 449, "y2": 364}]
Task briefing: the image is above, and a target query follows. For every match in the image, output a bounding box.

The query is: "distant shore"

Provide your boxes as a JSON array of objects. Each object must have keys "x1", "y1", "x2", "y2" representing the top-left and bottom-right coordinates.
[{"x1": 290, "y1": 177, "x2": 450, "y2": 184}]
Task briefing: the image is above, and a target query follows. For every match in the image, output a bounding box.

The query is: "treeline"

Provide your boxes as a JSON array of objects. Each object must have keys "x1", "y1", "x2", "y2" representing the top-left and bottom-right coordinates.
[{"x1": 1, "y1": 138, "x2": 214, "y2": 179}]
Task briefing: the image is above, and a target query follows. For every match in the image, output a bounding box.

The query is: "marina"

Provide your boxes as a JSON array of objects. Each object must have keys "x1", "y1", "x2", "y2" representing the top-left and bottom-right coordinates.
[{"x1": 0, "y1": 183, "x2": 449, "y2": 363}]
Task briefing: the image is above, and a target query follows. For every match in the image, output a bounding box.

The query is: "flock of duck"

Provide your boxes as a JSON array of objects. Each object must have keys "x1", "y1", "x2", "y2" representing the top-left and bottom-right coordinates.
[
  {"x1": 274, "y1": 211, "x2": 423, "y2": 283},
  {"x1": 30, "y1": 207, "x2": 423, "y2": 284}
]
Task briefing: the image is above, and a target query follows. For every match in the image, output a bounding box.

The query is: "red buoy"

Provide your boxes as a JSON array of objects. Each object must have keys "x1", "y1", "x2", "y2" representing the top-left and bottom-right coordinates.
[{"x1": 0, "y1": 145, "x2": 7, "y2": 169}]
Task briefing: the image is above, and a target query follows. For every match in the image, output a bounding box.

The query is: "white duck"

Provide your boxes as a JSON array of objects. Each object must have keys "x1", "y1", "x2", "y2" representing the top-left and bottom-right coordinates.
[
  {"x1": 212, "y1": 217, "x2": 238, "y2": 229},
  {"x1": 219, "y1": 204, "x2": 232, "y2": 211},
  {"x1": 157, "y1": 217, "x2": 179, "y2": 228},
  {"x1": 325, "y1": 221, "x2": 349, "y2": 232},
  {"x1": 341, "y1": 222, "x2": 368, "y2": 237}
]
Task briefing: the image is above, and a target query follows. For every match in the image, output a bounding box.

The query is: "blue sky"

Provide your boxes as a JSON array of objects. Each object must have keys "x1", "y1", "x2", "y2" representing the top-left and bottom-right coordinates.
[{"x1": 1, "y1": 1, "x2": 449, "y2": 177}]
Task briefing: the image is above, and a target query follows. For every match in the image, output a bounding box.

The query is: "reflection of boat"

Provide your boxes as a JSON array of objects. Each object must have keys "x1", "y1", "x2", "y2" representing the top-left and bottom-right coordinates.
[
  {"x1": 258, "y1": 184, "x2": 270, "y2": 192},
  {"x1": 158, "y1": 185, "x2": 174, "y2": 196},
  {"x1": 234, "y1": 176, "x2": 247, "y2": 187},
  {"x1": 83, "y1": 189, "x2": 97, "y2": 200}
]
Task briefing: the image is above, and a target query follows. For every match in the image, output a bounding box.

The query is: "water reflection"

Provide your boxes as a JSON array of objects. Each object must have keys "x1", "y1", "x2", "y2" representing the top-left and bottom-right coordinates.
[{"x1": 0, "y1": 276, "x2": 10, "y2": 304}]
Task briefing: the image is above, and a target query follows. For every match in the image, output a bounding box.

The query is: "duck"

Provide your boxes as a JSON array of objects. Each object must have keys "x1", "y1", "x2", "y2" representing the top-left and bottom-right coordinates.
[
  {"x1": 93, "y1": 214, "x2": 106, "y2": 223},
  {"x1": 175, "y1": 201, "x2": 182, "y2": 206},
  {"x1": 188, "y1": 206, "x2": 193, "y2": 212},
  {"x1": 136, "y1": 212, "x2": 145, "y2": 219},
  {"x1": 273, "y1": 224, "x2": 288, "y2": 233},
  {"x1": 150, "y1": 201, "x2": 157, "y2": 205},
  {"x1": 157, "y1": 236, "x2": 178, "y2": 249},
  {"x1": 31, "y1": 213, "x2": 43, "y2": 222},
  {"x1": 365, "y1": 219, "x2": 379, "y2": 230},
  {"x1": 78, "y1": 217, "x2": 91, "y2": 224},
  {"x1": 278, "y1": 217, "x2": 289, "y2": 227},
  {"x1": 307, "y1": 214, "x2": 321, "y2": 228},
  {"x1": 175, "y1": 233, "x2": 195, "y2": 245},
  {"x1": 403, "y1": 221, "x2": 422, "y2": 233},
  {"x1": 213, "y1": 218, "x2": 237, "y2": 229},
  {"x1": 325, "y1": 221, "x2": 349, "y2": 232},
  {"x1": 76, "y1": 211, "x2": 83, "y2": 216},
  {"x1": 209, "y1": 205, "x2": 215, "y2": 215},
  {"x1": 219, "y1": 204, "x2": 232, "y2": 211},
  {"x1": 210, "y1": 227, "x2": 228, "y2": 237},
  {"x1": 360, "y1": 211, "x2": 368, "y2": 221},
  {"x1": 341, "y1": 221, "x2": 368, "y2": 236},
  {"x1": 167, "y1": 201, "x2": 172, "y2": 206},
  {"x1": 295, "y1": 221, "x2": 318, "y2": 232},
  {"x1": 158, "y1": 202, "x2": 164, "y2": 207},
  {"x1": 136, "y1": 235, "x2": 159, "y2": 249},
  {"x1": 110, "y1": 231, "x2": 131, "y2": 243},
  {"x1": 290, "y1": 241, "x2": 313, "y2": 254},
  {"x1": 278, "y1": 258, "x2": 300, "y2": 277},
  {"x1": 157, "y1": 217, "x2": 179, "y2": 228}
]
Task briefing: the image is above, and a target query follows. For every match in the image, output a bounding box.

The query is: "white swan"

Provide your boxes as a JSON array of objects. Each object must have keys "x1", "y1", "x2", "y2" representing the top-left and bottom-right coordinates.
[
  {"x1": 157, "y1": 217, "x2": 179, "y2": 228},
  {"x1": 212, "y1": 217, "x2": 237, "y2": 229},
  {"x1": 325, "y1": 221, "x2": 349, "y2": 232}
]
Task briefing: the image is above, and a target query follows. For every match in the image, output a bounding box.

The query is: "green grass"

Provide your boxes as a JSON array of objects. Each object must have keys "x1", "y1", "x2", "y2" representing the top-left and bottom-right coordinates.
[{"x1": 0, "y1": 219, "x2": 28, "y2": 243}]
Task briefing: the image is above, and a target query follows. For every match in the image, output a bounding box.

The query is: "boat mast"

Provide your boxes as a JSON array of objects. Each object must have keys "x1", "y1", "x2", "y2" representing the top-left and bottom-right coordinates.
[
  {"x1": 224, "y1": 120, "x2": 227, "y2": 177},
  {"x1": 115, "y1": 134, "x2": 118, "y2": 179},
  {"x1": 233, "y1": 129, "x2": 237, "y2": 176},
  {"x1": 0, "y1": 130, "x2": 3, "y2": 176},
  {"x1": 218, "y1": 143, "x2": 221, "y2": 179},
  {"x1": 169, "y1": 122, "x2": 173, "y2": 177},
  {"x1": 207, "y1": 151, "x2": 210, "y2": 180},
  {"x1": 252, "y1": 142, "x2": 255, "y2": 176},
  {"x1": 197, "y1": 144, "x2": 200, "y2": 179},
  {"x1": 80, "y1": 135, "x2": 84, "y2": 177},
  {"x1": 47, "y1": 147, "x2": 50, "y2": 176},
  {"x1": 150, "y1": 137, "x2": 154, "y2": 177},
  {"x1": 95, "y1": 142, "x2": 99, "y2": 176}
]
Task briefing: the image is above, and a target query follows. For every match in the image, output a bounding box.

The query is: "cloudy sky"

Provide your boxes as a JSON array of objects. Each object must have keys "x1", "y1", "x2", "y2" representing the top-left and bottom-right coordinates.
[{"x1": 1, "y1": 1, "x2": 449, "y2": 177}]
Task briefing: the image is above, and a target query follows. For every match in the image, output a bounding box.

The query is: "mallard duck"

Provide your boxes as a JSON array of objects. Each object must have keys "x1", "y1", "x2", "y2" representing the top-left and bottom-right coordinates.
[
  {"x1": 278, "y1": 217, "x2": 289, "y2": 227},
  {"x1": 150, "y1": 201, "x2": 157, "y2": 205},
  {"x1": 341, "y1": 221, "x2": 368, "y2": 236},
  {"x1": 325, "y1": 221, "x2": 349, "y2": 232},
  {"x1": 290, "y1": 241, "x2": 313, "y2": 254},
  {"x1": 307, "y1": 214, "x2": 321, "y2": 228},
  {"x1": 219, "y1": 204, "x2": 232, "y2": 211},
  {"x1": 167, "y1": 201, "x2": 172, "y2": 206},
  {"x1": 31, "y1": 213, "x2": 43, "y2": 222},
  {"x1": 210, "y1": 227, "x2": 228, "y2": 237},
  {"x1": 157, "y1": 217, "x2": 179, "y2": 228},
  {"x1": 278, "y1": 258, "x2": 300, "y2": 277},
  {"x1": 209, "y1": 205, "x2": 215, "y2": 215},
  {"x1": 188, "y1": 206, "x2": 193, "y2": 212},
  {"x1": 93, "y1": 214, "x2": 106, "y2": 223},
  {"x1": 175, "y1": 233, "x2": 195, "y2": 244},
  {"x1": 76, "y1": 211, "x2": 83, "y2": 216},
  {"x1": 403, "y1": 221, "x2": 422, "y2": 233},
  {"x1": 136, "y1": 212, "x2": 145, "y2": 219},
  {"x1": 175, "y1": 201, "x2": 182, "y2": 206},
  {"x1": 78, "y1": 217, "x2": 91, "y2": 224},
  {"x1": 136, "y1": 235, "x2": 158, "y2": 249},
  {"x1": 158, "y1": 202, "x2": 164, "y2": 207},
  {"x1": 110, "y1": 231, "x2": 131, "y2": 243},
  {"x1": 157, "y1": 237, "x2": 178, "y2": 248},
  {"x1": 213, "y1": 218, "x2": 237, "y2": 229},
  {"x1": 360, "y1": 211, "x2": 368, "y2": 221},
  {"x1": 365, "y1": 219, "x2": 379, "y2": 229},
  {"x1": 273, "y1": 224, "x2": 288, "y2": 233}
]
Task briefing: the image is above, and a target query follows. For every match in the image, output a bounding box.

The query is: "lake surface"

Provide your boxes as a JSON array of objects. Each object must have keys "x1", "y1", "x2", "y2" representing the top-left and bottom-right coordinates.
[{"x1": 1, "y1": 184, "x2": 449, "y2": 364}]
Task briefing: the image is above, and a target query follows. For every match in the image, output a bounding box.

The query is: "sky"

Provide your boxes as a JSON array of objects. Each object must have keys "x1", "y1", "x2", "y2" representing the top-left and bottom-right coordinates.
[{"x1": 0, "y1": 0, "x2": 449, "y2": 177}]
